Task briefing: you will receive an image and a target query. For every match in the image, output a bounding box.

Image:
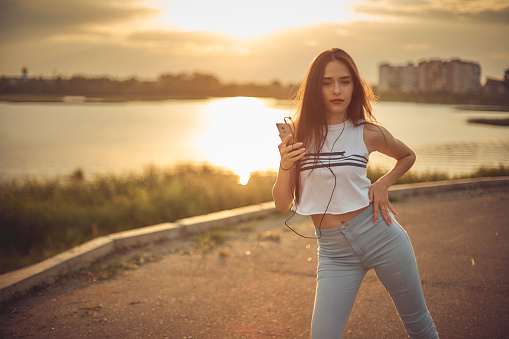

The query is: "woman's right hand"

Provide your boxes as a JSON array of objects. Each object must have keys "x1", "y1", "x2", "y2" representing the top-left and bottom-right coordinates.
[
  {"x1": 273, "y1": 134, "x2": 305, "y2": 212},
  {"x1": 278, "y1": 134, "x2": 306, "y2": 170}
]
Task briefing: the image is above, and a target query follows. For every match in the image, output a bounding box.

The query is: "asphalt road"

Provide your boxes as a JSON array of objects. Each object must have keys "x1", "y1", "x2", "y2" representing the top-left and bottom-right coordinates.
[{"x1": 1, "y1": 187, "x2": 508, "y2": 338}]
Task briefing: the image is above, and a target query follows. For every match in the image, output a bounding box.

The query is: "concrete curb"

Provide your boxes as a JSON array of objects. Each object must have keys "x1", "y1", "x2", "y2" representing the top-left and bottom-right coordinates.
[
  {"x1": 0, "y1": 202, "x2": 277, "y2": 303},
  {"x1": 1, "y1": 178, "x2": 508, "y2": 304}
]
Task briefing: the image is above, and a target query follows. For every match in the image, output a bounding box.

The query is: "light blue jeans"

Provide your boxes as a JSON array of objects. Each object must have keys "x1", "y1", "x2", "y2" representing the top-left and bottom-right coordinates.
[{"x1": 311, "y1": 204, "x2": 439, "y2": 338}]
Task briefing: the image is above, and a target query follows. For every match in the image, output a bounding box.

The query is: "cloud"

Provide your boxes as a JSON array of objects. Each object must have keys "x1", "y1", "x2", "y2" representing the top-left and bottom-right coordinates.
[
  {"x1": 0, "y1": 0, "x2": 507, "y2": 84},
  {"x1": 2, "y1": 18, "x2": 506, "y2": 83},
  {"x1": 355, "y1": 0, "x2": 509, "y2": 25},
  {"x1": 240, "y1": 17, "x2": 508, "y2": 82},
  {"x1": 127, "y1": 30, "x2": 240, "y2": 54},
  {"x1": 0, "y1": 0, "x2": 157, "y2": 42}
]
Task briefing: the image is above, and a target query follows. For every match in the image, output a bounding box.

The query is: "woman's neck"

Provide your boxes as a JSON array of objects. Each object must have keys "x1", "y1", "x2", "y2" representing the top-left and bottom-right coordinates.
[{"x1": 327, "y1": 112, "x2": 348, "y2": 125}]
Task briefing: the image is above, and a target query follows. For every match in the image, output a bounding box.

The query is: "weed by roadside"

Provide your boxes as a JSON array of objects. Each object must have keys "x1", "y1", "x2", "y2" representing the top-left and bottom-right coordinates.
[{"x1": 79, "y1": 251, "x2": 162, "y2": 282}]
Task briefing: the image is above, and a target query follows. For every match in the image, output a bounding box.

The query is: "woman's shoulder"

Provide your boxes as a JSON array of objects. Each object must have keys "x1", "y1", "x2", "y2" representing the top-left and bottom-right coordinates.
[
  {"x1": 362, "y1": 122, "x2": 393, "y2": 152},
  {"x1": 353, "y1": 120, "x2": 383, "y2": 134},
  {"x1": 362, "y1": 121, "x2": 382, "y2": 131}
]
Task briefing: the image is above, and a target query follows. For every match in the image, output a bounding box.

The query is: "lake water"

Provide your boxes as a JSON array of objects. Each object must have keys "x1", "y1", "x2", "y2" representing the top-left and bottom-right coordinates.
[{"x1": 0, "y1": 97, "x2": 508, "y2": 183}]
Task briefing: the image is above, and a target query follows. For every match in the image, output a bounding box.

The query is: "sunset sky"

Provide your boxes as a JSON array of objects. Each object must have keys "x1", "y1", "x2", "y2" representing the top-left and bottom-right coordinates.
[{"x1": 1, "y1": 0, "x2": 508, "y2": 85}]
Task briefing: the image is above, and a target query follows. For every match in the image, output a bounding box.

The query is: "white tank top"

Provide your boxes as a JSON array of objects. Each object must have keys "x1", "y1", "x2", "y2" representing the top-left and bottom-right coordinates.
[{"x1": 295, "y1": 119, "x2": 371, "y2": 215}]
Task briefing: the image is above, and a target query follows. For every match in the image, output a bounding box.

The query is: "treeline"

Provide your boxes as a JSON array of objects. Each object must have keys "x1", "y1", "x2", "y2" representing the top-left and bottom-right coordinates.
[
  {"x1": 2, "y1": 72, "x2": 509, "y2": 105},
  {"x1": 0, "y1": 72, "x2": 298, "y2": 100}
]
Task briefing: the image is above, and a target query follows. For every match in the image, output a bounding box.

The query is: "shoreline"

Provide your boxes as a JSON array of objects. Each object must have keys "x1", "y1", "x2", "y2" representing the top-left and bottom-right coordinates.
[
  {"x1": 0, "y1": 94, "x2": 208, "y2": 103},
  {"x1": 2, "y1": 94, "x2": 509, "y2": 110}
]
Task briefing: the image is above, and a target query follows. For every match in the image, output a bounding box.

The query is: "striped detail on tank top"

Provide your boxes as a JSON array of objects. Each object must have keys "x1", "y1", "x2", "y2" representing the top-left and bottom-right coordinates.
[{"x1": 300, "y1": 152, "x2": 368, "y2": 172}]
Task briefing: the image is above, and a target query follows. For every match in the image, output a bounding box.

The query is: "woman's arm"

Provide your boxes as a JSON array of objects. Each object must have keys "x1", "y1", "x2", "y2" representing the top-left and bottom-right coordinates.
[
  {"x1": 364, "y1": 124, "x2": 416, "y2": 225},
  {"x1": 272, "y1": 134, "x2": 306, "y2": 213}
]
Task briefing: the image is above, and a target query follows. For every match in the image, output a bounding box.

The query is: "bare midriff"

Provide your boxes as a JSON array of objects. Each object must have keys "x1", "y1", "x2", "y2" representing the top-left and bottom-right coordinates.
[{"x1": 311, "y1": 205, "x2": 369, "y2": 229}]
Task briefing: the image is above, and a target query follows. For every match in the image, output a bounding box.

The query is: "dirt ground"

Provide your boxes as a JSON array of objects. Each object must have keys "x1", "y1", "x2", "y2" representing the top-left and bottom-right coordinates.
[{"x1": 1, "y1": 187, "x2": 508, "y2": 338}]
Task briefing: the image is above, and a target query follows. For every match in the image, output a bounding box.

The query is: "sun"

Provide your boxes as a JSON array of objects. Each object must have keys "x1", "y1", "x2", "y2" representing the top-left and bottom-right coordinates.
[
  {"x1": 151, "y1": 0, "x2": 360, "y2": 38},
  {"x1": 194, "y1": 96, "x2": 287, "y2": 185},
  {"x1": 238, "y1": 173, "x2": 251, "y2": 186}
]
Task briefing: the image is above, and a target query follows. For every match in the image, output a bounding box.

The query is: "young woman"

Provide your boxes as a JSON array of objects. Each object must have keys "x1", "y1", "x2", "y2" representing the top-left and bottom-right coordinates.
[{"x1": 273, "y1": 48, "x2": 439, "y2": 338}]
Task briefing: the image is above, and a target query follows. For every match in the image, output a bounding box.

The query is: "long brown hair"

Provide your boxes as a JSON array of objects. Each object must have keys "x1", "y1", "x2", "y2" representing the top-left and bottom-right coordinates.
[{"x1": 293, "y1": 48, "x2": 377, "y2": 204}]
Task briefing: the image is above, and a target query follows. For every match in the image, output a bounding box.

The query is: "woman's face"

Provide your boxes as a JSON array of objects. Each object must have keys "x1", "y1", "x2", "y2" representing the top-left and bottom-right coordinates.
[{"x1": 321, "y1": 59, "x2": 354, "y2": 124}]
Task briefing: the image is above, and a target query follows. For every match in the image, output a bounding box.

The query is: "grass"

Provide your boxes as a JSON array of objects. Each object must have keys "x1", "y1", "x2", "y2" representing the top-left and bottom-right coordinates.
[
  {"x1": 368, "y1": 163, "x2": 509, "y2": 185},
  {"x1": 0, "y1": 163, "x2": 508, "y2": 274},
  {"x1": 367, "y1": 166, "x2": 449, "y2": 185},
  {"x1": 0, "y1": 163, "x2": 276, "y2": 273}
]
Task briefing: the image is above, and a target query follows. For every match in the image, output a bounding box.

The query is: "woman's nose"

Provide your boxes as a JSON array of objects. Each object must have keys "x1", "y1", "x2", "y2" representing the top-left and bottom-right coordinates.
[{"x1": 333, "y1": 82, "x2": 342, "y2": 94}]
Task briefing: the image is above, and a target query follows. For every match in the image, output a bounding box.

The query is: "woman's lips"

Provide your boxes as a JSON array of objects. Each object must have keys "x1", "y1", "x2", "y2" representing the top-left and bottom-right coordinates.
[{"x1": 331, "y1": 99, "x2": 344, "y2": 104}]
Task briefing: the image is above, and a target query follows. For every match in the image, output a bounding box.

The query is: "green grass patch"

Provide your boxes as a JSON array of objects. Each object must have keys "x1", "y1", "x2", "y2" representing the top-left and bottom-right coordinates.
[
  {"x1": 367, "y1": 164, "x2": 509, "y2": 184},
  {"x1": 1, "y1": 163, "x2": 508, "y2": 274},
  {"x1": 0, "y1": 163, "x2": 276, "y2": 273}
]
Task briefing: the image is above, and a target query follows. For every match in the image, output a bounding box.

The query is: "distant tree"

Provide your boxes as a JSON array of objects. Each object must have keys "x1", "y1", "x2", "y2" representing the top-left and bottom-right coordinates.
[{"x1": 270, "y1": 80, "x2": 282, "y2": 88}]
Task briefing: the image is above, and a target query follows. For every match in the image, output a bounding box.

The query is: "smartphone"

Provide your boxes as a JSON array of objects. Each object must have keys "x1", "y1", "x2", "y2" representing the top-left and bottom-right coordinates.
[{"x1": 276, "y1": 123, "x2": 295, "y2": 145}]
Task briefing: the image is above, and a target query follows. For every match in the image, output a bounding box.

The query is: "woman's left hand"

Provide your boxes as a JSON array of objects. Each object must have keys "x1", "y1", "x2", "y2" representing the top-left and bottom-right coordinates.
[{"x1": 368, "y1": 179, "x2": 397, "y2": 225}]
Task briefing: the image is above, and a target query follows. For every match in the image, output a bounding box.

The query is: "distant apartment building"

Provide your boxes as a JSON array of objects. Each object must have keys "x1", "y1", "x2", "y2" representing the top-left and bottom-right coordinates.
[
  {"x1": 379, "y1": 62, "x2": 418, "y2": 93},
  {"x1": 379, "y1": 58, "x2": 481, "y2": 93},
  {"x1": 484, "y1": 77, "x2": 506, "y2": 93},
  {"x1": 484, "y1": 68, "x2": 509, "y2": 94}
]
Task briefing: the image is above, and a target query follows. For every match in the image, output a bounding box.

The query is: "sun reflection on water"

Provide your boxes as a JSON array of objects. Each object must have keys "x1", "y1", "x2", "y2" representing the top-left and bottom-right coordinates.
[{"x1": 196, "y1": 97, "x2": 290, "y2": 184}]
